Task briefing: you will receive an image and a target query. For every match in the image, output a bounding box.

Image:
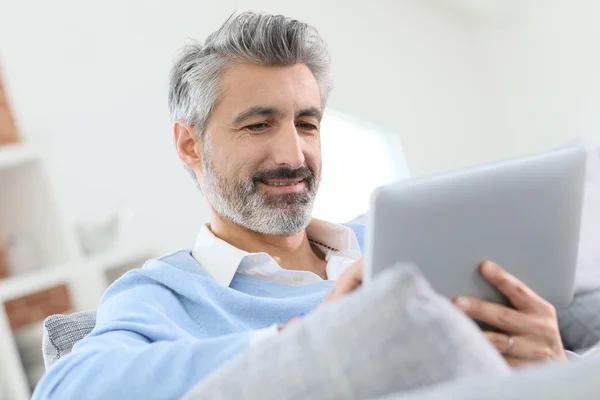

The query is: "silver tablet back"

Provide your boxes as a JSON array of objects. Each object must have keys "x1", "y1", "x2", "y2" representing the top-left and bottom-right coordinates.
[{"x1": 364, "y1": 146, "x2": 586, "y2": 308}]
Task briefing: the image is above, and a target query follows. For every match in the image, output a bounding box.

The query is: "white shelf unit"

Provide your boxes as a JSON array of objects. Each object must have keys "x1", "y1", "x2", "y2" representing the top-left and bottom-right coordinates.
[
  {"x1": 0, "y1": 244, "x2": 155, "y2": 303},
  {"x1": 0, "y1": 143, "x2": 156, "y2": 400},
  {"x1": 0, "y1": 144, "x2": 39, "y2": 170}
]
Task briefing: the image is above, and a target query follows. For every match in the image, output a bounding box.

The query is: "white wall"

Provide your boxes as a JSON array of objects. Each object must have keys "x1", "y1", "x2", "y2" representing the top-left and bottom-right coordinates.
[
  {"x1": 473, "y1": 0, "x2": 600, "y2": 157},
  {"x1": 1, "y1": 0, "x2": 599, "y2": 253}
]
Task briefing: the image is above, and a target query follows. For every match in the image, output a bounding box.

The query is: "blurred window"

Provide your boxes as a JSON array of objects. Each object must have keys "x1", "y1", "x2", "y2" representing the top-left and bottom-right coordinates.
[{"x1": 312, "y1": 110, "x2": 410, "y2": 223}]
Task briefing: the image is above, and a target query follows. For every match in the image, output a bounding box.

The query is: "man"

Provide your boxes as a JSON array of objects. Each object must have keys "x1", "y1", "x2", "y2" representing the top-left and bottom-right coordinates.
[{"x1": 33, "y1": 11, "x2": 587, "y2": 400}]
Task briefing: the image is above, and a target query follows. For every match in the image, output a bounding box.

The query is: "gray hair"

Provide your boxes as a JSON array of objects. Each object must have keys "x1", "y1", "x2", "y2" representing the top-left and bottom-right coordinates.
[{"x1": 168, "y1": 11, "x2": 333, "y2": 137}]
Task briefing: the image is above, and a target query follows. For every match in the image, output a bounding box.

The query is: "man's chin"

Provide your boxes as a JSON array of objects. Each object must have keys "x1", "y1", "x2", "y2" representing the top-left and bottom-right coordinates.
[
  {"x1": 257, "y1": 192, "x2": 313, "y2": 208},
  {"x1": 242, "y1": 206, "x2": 313, "y2": 235}
]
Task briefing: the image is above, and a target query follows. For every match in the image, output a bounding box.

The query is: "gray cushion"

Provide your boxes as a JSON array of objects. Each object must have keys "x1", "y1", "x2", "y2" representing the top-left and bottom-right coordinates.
[
  {"x1": 557, "y1": 143, "x2": 600, "y2": 352},
  {"x1": 374, "y1": 354, "x2": 600, "y2": 400},
  {"x1": 183, "y1": 265, "x2": 508, "y2": 400},
  {"x1": 42, "y1": 311, "x2": 96, "y2": 369}
]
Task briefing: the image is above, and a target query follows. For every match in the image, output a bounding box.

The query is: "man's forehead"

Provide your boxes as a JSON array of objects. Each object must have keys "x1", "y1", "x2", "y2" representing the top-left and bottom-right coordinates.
[{"x1": 218, "y1": 63, "x2": 321, "y2": 110}]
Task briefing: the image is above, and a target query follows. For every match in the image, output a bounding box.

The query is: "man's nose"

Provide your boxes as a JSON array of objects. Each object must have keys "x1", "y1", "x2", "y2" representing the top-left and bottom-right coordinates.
[{"x1": 272, "y1": 124, "x2": 306, "y2": 170}]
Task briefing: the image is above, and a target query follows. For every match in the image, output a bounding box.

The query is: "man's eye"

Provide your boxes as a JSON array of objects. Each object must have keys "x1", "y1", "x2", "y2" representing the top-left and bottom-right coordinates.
[
  {"x1": 244, "y1": 123, "x2": 270, "y2": 132},
  {"x1": 296, "y1": 123, "x2": 318, "y2": 131}
]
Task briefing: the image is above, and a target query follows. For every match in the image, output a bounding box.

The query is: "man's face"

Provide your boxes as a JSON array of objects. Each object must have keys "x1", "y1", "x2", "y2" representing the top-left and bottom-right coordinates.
[{"x1": 198, "y1": 63, "x2": 323, "y2": 235}]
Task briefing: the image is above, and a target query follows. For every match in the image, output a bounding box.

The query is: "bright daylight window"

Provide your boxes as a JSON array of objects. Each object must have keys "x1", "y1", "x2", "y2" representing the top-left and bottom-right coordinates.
[{"x1": 312, "y1": 110, "x2": 410, "y2": 223}]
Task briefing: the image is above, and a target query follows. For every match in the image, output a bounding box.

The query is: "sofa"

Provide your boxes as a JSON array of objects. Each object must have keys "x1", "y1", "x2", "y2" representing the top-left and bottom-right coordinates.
[{"x1": 40, "y1": 142, "x2": 600, "y2": 398}]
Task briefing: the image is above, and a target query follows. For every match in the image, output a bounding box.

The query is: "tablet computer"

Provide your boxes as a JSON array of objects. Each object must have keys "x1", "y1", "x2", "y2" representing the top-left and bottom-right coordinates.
[{"x1": 364, "y1": 146, "x2": 586, "y2": 308}]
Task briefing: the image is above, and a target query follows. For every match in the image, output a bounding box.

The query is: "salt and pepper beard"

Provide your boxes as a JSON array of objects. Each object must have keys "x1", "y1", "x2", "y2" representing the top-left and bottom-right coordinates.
[{"x1": 199, "y1": 150, "x2": 320, "y2": 235}]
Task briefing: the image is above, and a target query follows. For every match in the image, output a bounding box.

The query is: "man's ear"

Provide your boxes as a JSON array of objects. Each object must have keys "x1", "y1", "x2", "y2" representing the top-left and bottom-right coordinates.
[{"x1": 174, "y1": 121, "x2": 203, "y2": 174}]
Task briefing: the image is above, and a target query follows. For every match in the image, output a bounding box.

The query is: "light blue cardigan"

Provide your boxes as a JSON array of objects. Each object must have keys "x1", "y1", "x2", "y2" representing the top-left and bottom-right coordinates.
[{"x1": 33, "y1": 224, "x2": 365, "y2": 400}]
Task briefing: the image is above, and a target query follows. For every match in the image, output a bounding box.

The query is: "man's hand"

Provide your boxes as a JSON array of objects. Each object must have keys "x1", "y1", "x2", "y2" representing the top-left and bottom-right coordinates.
[
  {"x1": 453, "y1": 261, "x2": 566, "y2": 367},
  {"x1": 280, "y1": 257, "x2": 364, "y2": 331},
  {"x1": 321, "y1": 257, "x2": 364, "y2": 305}
]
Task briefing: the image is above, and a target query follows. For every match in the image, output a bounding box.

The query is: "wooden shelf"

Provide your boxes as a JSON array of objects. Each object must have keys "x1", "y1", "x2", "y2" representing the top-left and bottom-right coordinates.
[{"x1": 0, "y1": 143, "x2": 39, "y2": 171}]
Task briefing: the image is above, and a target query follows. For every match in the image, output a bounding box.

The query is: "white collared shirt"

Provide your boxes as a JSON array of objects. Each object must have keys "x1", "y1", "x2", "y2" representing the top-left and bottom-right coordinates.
[
  {"x1": 191, "y1": 219, "x2": 362, "y2": 346},
  {"x1": 192, "y1": 219, "x2": 362, "y2": 287}
]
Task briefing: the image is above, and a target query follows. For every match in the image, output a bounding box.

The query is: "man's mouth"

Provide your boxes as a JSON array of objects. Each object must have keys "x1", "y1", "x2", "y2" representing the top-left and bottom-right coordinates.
[{"x1": 260, "y1": 178, "x2": 305, "y2": 187}]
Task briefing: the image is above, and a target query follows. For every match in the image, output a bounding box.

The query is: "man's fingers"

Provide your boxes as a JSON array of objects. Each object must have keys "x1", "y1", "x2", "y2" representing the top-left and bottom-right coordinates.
[
  {"x1": 504, "y1": 356, "x2": 530, "y2": 368},
  {"x1": 323, "y1": 258, "x2": 363, "y2": 303},
  {"x1": 505, "y1": 354, "x2": 555, "y2": 368},
  {"x1": 483, "y1": 331, "x2": 510, "y2": 354},
  {"x1": 338, "y1": 258, "x2": 363, "y2": 292},
  {"x1": 454, "y1": 296, "x2": 543, "y2": 335},
  {"x1": 480, "y1": 261, "x2": 555, "y2": 316},
  {"x1": 483, "y1": 331, "x2": 555, "y2": 361}
]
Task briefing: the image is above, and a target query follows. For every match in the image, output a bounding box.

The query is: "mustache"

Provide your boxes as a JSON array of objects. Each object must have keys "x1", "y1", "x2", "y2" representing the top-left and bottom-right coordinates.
[{"x1": 252, "y1": 166, "x2": 314, "y2": 182}]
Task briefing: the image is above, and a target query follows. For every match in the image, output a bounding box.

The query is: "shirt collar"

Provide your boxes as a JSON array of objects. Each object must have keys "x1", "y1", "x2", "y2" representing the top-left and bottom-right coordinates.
[{"x1": 191, "y1": 219, "x2": 361, "y2": 286}]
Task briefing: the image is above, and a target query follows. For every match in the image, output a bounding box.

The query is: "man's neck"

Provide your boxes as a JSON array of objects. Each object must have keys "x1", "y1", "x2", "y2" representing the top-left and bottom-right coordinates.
[{"x1": 208, "y1": 212, "x2": 327, "y2": 279}]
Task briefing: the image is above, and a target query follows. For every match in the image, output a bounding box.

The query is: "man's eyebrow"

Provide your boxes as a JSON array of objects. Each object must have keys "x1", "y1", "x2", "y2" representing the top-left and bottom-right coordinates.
[
  {"x1": 296, "y1": 107, "x2": 323, "y2": 122},
  {"x1": 232, "y1": 106, "x2": 285, "y2": 125}
]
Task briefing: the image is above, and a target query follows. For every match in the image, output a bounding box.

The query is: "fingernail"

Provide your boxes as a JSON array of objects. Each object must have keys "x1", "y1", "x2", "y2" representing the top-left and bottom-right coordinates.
[
  {"x1": 482, "y1": 261, "x2": 498, "y2": 274},
  {"x1": 454, "y1": 297, "x2": 470, "y2": 310}
]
